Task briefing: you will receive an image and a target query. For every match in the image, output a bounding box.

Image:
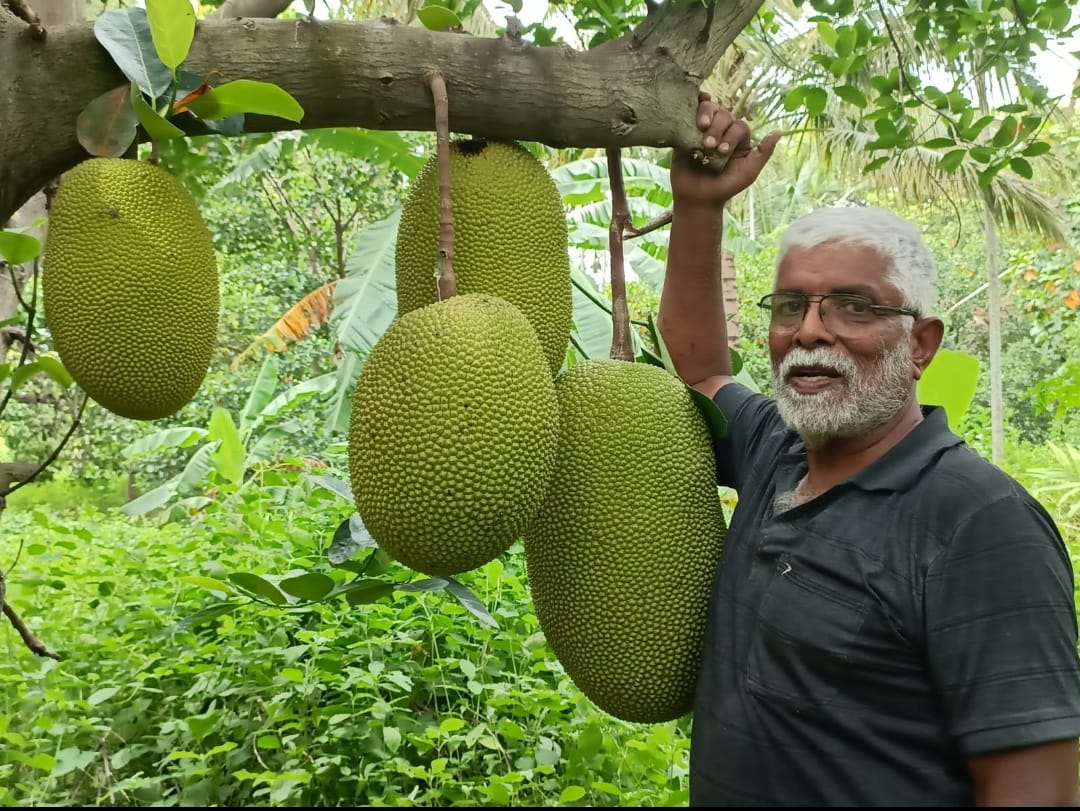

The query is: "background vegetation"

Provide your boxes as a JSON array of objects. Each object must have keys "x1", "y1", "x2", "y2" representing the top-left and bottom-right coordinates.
[{"x1": 1, "y1": 0, "x2": 1079, "y2": 805}]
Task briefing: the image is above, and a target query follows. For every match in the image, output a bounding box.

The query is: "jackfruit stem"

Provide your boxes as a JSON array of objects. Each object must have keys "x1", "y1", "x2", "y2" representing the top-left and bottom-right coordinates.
[
  {"x1": 427, "y1": 71, "x2": 457, "y2": 300},
  {"x1": 605, "y1": 147, "x2": 634, "y2": 362}
]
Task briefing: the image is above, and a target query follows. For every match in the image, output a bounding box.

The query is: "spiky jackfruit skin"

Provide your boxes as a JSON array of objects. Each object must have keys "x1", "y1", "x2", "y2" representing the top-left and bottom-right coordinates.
[
  {"x1": 41, "y1": 157, "x2": 219, "y2": 421},
  {"x1": 523, "y1": 359, "x2": 727, "y2": 724},
  {"x1": 348, "y1": 293, "x2": 560, "y2": 577},
  {"x1": 395, "y1": 139, "x2": 573, "y2": 376}
]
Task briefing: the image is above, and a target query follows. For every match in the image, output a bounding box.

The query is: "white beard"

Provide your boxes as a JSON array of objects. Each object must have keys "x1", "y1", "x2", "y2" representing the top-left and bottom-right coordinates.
[{"x1": 771, "y1": 338, "x2": 914, "y2": 450}]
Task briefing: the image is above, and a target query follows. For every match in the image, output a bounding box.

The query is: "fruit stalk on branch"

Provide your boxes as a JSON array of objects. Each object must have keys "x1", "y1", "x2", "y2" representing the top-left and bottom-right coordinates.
[
  {"x1": 606, "y1": 147, "x2": 634, "y2": 363},
  {"x1": 427, "y1": 71, "x2": 456, "y2": 301}
]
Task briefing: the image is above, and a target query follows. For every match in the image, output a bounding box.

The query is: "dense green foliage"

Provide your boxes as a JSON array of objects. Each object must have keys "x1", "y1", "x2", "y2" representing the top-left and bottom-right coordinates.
[{"x1": 2, "y1": 0, "x2": 1079, "y2": 804}]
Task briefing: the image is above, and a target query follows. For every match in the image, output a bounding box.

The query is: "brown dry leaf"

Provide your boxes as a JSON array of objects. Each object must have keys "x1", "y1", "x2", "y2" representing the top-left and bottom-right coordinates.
[{"x1": 230, "y1": 281, "x2": 338, "y2": 371}]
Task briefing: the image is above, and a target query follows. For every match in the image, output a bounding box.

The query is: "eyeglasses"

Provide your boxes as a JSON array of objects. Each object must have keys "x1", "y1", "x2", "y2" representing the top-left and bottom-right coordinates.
[{"x1": 758, "y1": 292, "x2": 920, "y2": 334}]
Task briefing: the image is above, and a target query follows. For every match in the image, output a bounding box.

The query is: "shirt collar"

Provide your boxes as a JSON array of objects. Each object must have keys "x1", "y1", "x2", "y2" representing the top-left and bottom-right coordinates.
[{"x1": 777, "y1": 405, "x2": 964, "y2": 494}]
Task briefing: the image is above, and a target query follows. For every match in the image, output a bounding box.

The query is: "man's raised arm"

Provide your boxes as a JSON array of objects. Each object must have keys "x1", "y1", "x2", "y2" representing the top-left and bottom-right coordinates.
[{"x1": 657, "y1": 96, "x2": 781, "y2": 400}]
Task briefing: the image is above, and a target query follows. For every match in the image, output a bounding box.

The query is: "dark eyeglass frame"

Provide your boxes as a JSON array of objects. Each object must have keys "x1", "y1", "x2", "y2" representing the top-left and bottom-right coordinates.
[{"x1": 757, "y1": 292, "x2": 921, "y2": 329}]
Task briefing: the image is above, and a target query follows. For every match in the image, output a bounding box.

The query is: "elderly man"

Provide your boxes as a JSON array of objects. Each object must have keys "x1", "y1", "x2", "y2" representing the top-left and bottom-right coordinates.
[{"x1": 657, "y1": 94, "x2": 1080, "y2": 806}]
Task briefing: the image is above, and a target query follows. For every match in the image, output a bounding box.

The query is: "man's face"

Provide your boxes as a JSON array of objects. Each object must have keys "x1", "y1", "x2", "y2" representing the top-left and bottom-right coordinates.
[{"x1": 767, "y1": 242, "x2": 917, "y2": 448}]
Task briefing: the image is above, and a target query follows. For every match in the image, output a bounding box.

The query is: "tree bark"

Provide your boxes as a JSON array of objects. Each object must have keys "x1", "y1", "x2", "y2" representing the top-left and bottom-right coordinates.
[{"x1": 0, "y1": 0, "x2": 763, "y2": 223}]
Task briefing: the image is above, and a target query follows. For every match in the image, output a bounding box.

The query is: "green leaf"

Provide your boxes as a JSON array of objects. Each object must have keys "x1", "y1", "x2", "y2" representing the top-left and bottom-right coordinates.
[
  {"x1": 343, "y1": 580, "x2": 394, "y2": 606},
  {"x1": 688, "y1": 385, "x2": 728, "y2": 441},
  {"x1": 93, "y1": 8, "x2": 174, "y2": 101},
  {"x1": 227, "y1": 572, "x2": 288, "y2": 605},
  {"x1": 145, "y1": 0, "x2": 196, "y2": 70},
  {"x1": 382, "y1": 725, "x2": 402, "y2": 753},
  {"x1": 445, "y1": 577, "x2": 499, "y2": 628},
  {"x1": 938, "y1": 149, "x2": 966, "y2": 172},
  {"x1": 1009, "y1": 157, "x2": 1033, "y2": 179},
  {"x1": 181, "y1": 575, "x2": 233, "y2": 596},
  {"x1": 833, "y1": 84, "x2": 866, "y2": 108},
  {"x1": 177, "y1": 601, "x2": 240, "y2": 628},
  {"x1": 184, "y1": 80, "x2": 304, "y2": 122},
  {"x1": 76, "y1": 84, "x2": 139, "y2": 159},
  {"x1": 922, "y1": 136, "x2": 955, "y2": 149},
  {"x1": 782, "y1": 86, "x2": 806, "y2": 112},
  {"x1": 803, "y1": 86, "x2": 828, "y2": 118},
  {"x1": 207, "y1": 407, "x2": 245, "y2": 485},
  {"x1": 305, "y1": 474, "x2": 353, "y2": 503},
  {"x1": 329, "y1": 514, "x2": 377, "y2": 565},
  {"x1": 559, "y1": 786, "x2": 587, "y2": 803},
  {"x1": 35, "y1": 355, "x2": 73, "y2": 389},
  {"x1": 279, "y1": 572, "x2": 335, "y2": 602},
  {"x1": 130, "y1": 84, "x2": 185, "y2": 141},
  {"x1": 87, "y1": 687, "x2": 119, "y2": 706},
  {"x1": 417, "y1": 4, "x2": 462, "y2": 30},
  {"x1": 1022, "y1": 140, "x2": 1051, "y2": 157},
  {"x1": 917, "y1": 349, "x2": 980, "y2": 432},
  {"x1": 645, "y1": 312, "x2": 676, "y2": 374},
  {"x1": 0, "y1": 230, "x2": 41, "y2": 264},
  {"x1": 397, "y1": 577, "x2": 449, "y2": 593},
  {"x1": 239, "y1": 353, "x2": 280, "y2": 436},
  {"x1": 122, "y1": 426, "x2": 207, "y2": 459},
  {"x1": 10, "y1": 361, "x2": 43, "y2": 392}
]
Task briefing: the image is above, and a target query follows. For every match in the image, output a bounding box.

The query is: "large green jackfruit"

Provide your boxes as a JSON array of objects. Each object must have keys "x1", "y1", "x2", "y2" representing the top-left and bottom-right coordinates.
[
  {"x1": 42, "y1": 157, "x2": 219, "y2": 421},
  {"x1": 394, "y1": 139, "x2": 572, "y2": 376},
  {"x1": 348, "y1": 293, "x2": 560, "y2": 576},
  {"x1": 524, "y1": 359, "x2": 727, "y2": 724}
]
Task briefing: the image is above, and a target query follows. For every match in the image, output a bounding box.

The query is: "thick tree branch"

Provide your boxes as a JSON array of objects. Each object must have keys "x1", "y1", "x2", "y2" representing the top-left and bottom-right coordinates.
[{"x1": 0, "y1": 0, "x2": 762, "y2": 223}]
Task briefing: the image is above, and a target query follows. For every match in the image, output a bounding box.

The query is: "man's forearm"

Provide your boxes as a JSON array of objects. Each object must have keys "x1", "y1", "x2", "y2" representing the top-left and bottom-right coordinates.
[{"x1": 657, "y1": 201, "x2": 732, "y2": 387}]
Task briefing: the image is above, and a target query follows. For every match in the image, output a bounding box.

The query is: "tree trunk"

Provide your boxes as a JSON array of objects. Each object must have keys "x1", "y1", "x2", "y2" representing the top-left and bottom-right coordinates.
[{"x1": 0, "y1": 0, "x2": 764, "y2": 223}]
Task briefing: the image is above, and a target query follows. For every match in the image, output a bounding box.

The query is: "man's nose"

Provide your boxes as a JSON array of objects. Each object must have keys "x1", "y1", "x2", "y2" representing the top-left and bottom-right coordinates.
[{"x1": 793, "y1": 300, "x2": 835, "y2": 347}]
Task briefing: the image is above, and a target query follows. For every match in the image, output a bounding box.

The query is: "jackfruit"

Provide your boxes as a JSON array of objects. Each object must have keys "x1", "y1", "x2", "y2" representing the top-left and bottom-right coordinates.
[
  {"x1": 42, "y1": 157, "x2": 219, "y2": 421},
  {"x1": 394, "y1": 139, "x2": 572, "y2": 376},
  {"x1": 524, "y1": 359, "x2": 726, "y2": 724},
  {"x1": 348, "y1": 293, "x2": 560, "y2": 576}
]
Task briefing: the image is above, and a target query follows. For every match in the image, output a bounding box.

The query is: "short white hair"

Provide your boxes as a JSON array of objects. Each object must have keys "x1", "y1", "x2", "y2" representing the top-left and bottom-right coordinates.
[{"x1": 777, "y1": 205, "x2": 937, "y2": 317}]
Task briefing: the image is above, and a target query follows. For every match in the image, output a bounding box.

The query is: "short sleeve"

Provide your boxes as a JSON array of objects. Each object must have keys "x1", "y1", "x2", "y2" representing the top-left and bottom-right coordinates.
[
  {"x1": 925, "y1": 491, "x2": 1080, "y2": 754},
  {"x1": 711, "y1": 383, "x2": 787, "y2": 491}
]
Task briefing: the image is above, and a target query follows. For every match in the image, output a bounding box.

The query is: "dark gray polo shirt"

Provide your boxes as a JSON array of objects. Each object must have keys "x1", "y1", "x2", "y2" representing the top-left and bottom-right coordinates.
[{"x1": 689, "y1": 382, "x2": 1080, "y2": 806}]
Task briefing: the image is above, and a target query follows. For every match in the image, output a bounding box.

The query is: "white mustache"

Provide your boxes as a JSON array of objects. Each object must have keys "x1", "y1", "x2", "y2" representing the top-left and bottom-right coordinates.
[{"x1": 779, "y1": 347, "x2": 857, "y2": 381}]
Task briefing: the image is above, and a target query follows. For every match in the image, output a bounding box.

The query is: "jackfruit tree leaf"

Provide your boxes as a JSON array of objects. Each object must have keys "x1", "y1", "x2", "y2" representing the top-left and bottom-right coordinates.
[
  {"x1": 184, "y1": 80, "x2": 304, "y2": 123},
  {"x1": 279, "y1": 572, "x2": 336, "y2": 602},
  {"x1": 93, "y1": 8, "x2": 174, "y2": 101},
  {"x1": 417, "y1": 4, "x2": 462, "y2": 30},
  {"x1": 228, "y1": 572, "x2": 288, "y2": 605},
  {"x1": 175, "y1": 71, "x2": 245, "y2": 135},
  {"x1": 328, "y1": 513, "x2": 376, "y2": 565},
  {"x1": 688, "y1": 385, "x2": 728, "y2": 440},
  {"x1": 130, "y1": 84, "x2": 185, "y2": 141},
  {"x1": 145, "y1": 0, "x2": 195, "y2": 70},
  {"x1": 76, "y1": 84, "x2": 139, "y2": 159},
  {"x1": 181, "y1": 575, "x2": 233, "y2": 597},
  {"x1": 306, "y1": 474, "x2": 353, "y2": 503},
  {"x1": 0, "y1": 230, "x2": 40, "y2": 264},
  {"x1": 646, "y1": 313, "x2": 676, "y2": 374},
  {"x1": 34, "y1": 355, "x2": 73, "y2": 389},
  {"x1": 445, "y1": 577, "x2": 499, "y2": 628},
  {"x1": 9, "y1": 361, "x2": 43, "y2": 392}
]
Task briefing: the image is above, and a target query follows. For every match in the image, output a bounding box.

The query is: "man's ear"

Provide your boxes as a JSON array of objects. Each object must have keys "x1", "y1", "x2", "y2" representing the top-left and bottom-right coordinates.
[{"x1": 911, "y1": 317, "x2": 945, "y2": 380}]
